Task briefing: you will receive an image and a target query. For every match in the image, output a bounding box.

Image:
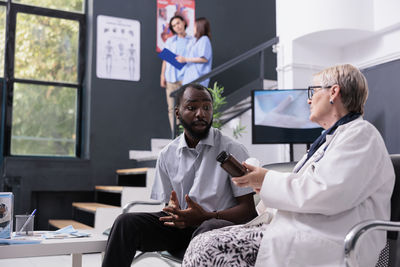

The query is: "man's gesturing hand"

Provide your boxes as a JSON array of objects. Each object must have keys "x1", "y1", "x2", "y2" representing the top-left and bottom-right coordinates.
[
  {"x1": 167, "y1": 190, "x2": 180, "y2": 209},
  {"x1": 160, "y1": 194, "x2": 209, "y2": 228}
]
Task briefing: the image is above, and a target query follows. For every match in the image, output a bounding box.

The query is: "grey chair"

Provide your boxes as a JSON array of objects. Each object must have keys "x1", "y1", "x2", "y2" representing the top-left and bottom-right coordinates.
[
  {"x1": 345, "y1": 154, "x2": 400, "y2": 267},
  {"x1": 121, "y1": 201, "x2": 184, "y2": 265}
]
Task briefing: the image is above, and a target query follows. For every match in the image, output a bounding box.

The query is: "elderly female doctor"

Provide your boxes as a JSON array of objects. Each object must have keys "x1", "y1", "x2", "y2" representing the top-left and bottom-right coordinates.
[{"x1": 182, "y1": 64, "x2": 395, "y2": 267}]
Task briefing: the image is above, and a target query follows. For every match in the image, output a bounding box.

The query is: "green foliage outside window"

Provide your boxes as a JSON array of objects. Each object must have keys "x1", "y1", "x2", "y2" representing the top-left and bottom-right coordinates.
[
  {"x1": 0, "y1": 0, "x2": 83, "y2": 156},
  {"x1": 14, "y1": 13, "x2": 79, "y2": 83},
  {"x1": 11, "y1": 83, "x2": 77, "y2": 156},
  {"x1": 13, "y1": 0, "x2": 84, "y2": 13},
  {"x1": 0, "y1": 6, "x2": 4, "y2": 77}
]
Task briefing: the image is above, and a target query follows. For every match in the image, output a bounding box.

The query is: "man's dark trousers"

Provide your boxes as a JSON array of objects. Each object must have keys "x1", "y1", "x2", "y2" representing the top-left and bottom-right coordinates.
[{"x1": 101, "y1": 211, "x2": 234, "y2": 267}]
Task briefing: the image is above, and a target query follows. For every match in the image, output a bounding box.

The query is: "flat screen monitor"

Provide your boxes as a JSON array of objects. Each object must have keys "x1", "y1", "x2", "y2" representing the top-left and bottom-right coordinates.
[{"x1": 252, "y1": 89, "x2": 323, "y2": 144}]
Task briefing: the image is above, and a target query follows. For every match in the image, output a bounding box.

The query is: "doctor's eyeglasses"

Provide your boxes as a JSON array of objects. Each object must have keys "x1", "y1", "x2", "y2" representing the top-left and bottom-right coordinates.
[{"x1": 307, "y1": 86, "x2": 332, "y2": 100}]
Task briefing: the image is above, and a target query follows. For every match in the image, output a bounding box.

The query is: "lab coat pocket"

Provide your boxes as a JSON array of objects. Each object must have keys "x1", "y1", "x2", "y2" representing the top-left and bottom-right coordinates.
[{"x1": 286, "y1": 231, "x2": 344, "y2": 267}]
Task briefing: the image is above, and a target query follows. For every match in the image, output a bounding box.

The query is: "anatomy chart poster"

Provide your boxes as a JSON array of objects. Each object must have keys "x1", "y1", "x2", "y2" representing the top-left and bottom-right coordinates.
[
  {"x1": 156, "y1": 0, "x2": 195, "y2": 52},
  {"x1": 97, "y1": 15, "x2": 140, "y2": 81}
]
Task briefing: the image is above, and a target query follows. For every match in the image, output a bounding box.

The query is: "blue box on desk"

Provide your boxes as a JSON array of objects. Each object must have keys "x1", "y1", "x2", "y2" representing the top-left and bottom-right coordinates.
[{"x1": 0, "y1": 192, "x2": 13, "y2": 238}]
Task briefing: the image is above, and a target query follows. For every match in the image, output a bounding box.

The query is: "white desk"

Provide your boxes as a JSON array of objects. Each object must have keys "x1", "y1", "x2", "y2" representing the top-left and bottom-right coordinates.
[{"x1": 0, "y1": 231, "x2": 107, "y2": 267}]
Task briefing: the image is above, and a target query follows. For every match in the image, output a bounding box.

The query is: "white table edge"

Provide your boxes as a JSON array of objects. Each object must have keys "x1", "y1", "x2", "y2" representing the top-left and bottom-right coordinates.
[{"x1": 0, "y1": 231, "x2": 107, "y2": 267}]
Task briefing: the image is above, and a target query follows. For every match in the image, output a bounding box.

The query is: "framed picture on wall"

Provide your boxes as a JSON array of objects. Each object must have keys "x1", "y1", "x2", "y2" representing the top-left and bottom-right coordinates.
[
  {"x1": 96, "y1": 15, "x2": 141, "y2": 81},
  {"x1": 156, "y1": 0, "x2": 195, "y2": 52}
]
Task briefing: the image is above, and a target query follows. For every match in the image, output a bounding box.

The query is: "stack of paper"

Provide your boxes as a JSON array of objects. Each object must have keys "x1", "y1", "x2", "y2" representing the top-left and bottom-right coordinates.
[{"x1": 43, "y1": 225, "x2": 90, "y2": 239}]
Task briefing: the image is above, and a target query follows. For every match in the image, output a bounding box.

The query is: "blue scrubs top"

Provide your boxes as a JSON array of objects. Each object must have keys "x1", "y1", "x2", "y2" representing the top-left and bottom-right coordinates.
[
  {"x1": 182, "y1": 36, "x2": 212, "y2": 87},
  {"x1": 164, "y1": 35, "x2": 192, "y2": 83}
]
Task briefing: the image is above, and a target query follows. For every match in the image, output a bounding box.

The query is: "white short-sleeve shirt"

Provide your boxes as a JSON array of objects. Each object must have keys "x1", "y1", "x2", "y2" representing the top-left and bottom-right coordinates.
[{"x1": 151, "y1": 127, "x2": 253, "y2": 212}]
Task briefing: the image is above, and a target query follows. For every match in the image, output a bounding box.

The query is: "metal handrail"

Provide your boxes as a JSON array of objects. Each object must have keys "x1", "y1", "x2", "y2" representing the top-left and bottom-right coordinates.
[
  {"x1": 169, "y1": 36, "x2": 279, "y2": 138},
  {"x1": 344, "y1": 219, "x2": 400, "y2": 267},
  {"x1": 122, "y1": 201, "x2": 163, "y2": 214},
  {"x1": 170, "y1": 36, "x2": 279, "y2": 95}
]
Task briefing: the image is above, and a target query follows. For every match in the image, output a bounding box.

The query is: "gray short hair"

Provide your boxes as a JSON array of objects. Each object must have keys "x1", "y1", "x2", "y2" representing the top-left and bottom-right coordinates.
[{"x1": 314, "y1": 64, "x2": 368, "y2": 114}]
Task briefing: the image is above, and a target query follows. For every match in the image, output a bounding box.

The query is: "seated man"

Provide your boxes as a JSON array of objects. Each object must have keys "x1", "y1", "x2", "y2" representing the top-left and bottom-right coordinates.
[{"x1": 102, "y1": 83, "x2": 257, "y2": 267}]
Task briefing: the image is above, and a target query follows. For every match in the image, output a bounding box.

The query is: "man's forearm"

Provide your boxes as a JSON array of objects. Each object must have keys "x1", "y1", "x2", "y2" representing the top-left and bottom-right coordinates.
[
  {"x1": 204, "y1": 194, "x2": 257, "y2": 224},
  {"x1": 161, "y1": 194, "x2": 257, "y2": 227},
  {"x1": 212, "y1": 202, "x2": 257, "y2": 224}
]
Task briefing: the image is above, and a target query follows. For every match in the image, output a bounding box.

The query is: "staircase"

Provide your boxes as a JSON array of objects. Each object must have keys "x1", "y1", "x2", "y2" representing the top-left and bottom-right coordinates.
[
  {"x1": 48, "y1": 167, "x2": 164, "y2": 232},
  {"x1": 129, "y1": 138, "x2": 171, "y2": 162},
  {"x1": 46, "y1": 36, "x2": 280, "y2": 232}
]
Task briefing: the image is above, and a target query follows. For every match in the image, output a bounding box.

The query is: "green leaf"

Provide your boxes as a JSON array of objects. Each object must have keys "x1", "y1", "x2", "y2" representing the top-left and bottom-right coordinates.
[
  {"x1": 208, "y1": 82, "x2": 226, "y2": 130},
  {"x1": 233, "y1": 122, "x2": 247, "y2": 139}
]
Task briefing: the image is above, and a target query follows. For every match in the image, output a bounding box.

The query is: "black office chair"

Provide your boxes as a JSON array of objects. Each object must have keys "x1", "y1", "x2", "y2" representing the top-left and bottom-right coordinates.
[{"x1": 345, "y1": 154, "x2": 400, "y2": 267}]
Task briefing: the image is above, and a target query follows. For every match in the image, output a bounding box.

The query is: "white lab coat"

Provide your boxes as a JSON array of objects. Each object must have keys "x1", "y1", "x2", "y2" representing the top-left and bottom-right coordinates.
[{"x1": 255, "y1": 117, "x2": 395, "y2": 267}]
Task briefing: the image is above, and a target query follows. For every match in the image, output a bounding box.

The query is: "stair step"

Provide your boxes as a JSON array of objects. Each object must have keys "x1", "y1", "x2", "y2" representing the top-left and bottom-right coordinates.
[
  {"x1": 72, "y1": 202, "x2": 119, "y2": 213},
  {"x1": 129, "y1": 150, "x2": 158, "y2": 161},
  {"x1": 95, "y1": 185, "x2": 123, "y2": 193},
  {"x1": 49, "y1": 219, "x2": 93, "y2": 230},
  {"x1": 116, "y1": 168, "x2": 148, "y2": 187},
  {"x1": 116, "y1": 167, "x2": 148, "y2": 175}
]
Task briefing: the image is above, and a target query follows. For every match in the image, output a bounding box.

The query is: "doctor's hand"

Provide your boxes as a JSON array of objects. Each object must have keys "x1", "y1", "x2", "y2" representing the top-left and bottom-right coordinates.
[
  {"x1": 160, "y1": 194, "x2": 208, "y2": 228},
  {"x1": 232, "y1": 162, "x2": 268, "y2": 193}
]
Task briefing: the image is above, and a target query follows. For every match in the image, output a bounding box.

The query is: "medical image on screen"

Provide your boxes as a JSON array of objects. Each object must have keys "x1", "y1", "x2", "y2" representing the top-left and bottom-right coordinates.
[
  {"x1": 252, "y1": 89, "x2": 323, "y2": 144},
  {"x1": 254, "y1": 90, "x2": 319, "y2": 129}
]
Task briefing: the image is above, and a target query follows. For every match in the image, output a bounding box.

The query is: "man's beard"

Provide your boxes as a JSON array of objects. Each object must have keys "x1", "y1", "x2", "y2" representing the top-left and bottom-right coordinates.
[{"x1": 179, "y1": 115, "x2": 213, "y2": 140}]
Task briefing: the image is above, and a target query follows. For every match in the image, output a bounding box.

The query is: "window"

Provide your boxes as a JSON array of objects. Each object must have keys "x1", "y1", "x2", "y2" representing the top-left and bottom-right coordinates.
[
  {"x1": 0, "y1": 5, "x2": 5, "y2": 76},
  {"x1": 12, "y1": 0, "x2": 84, "y2": 13},
  {"x1": 11, "y1": 83, "x2": 78, "y2": 156},
  {"x1": 0, "y1": 1, "x2": 85, "y2": 157},
  {"x1": 14, "y1": 13, "x2": 79, "y2": 82}
]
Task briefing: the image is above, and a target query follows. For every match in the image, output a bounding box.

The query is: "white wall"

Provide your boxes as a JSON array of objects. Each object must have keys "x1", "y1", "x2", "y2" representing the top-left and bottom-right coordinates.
[
  {"x1": 273, "y1": 0, "x2": 400, "y2": 160},
  {"x1": 373, "y1": 0, "x2": 400, "y2": 31},
  {"x1": 276, "y1": 0, "x2": 400, "y2": 87},
  {"x1": 222, "y1": 0, "x2": 400, "y2": 164}
]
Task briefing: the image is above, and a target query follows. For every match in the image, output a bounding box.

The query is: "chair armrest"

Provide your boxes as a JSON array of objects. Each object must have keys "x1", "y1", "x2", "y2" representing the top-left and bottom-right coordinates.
[
  {"x1": 122, "y1": 201, "x2": 163, "y2": 214},
  {"x1": 158, "y1": 251, "x2": 183, "y2": 263},
  {"x1": 344, "y1": 219, "x2": 400, "y2": 267},
  {"x1": 103, "y1": 201, "x2": 164, "y2": 236}
]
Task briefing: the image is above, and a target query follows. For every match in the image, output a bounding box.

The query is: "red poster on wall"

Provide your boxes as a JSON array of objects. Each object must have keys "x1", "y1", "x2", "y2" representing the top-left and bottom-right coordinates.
[{"x1": 156, "y1": 0, "x2": 195, "y2": 52}]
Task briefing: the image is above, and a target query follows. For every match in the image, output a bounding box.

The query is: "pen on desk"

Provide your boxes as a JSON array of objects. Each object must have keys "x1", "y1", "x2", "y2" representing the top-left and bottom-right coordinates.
[{"x1": 18, "y1": 209, "x2": 37, "y2": 234}]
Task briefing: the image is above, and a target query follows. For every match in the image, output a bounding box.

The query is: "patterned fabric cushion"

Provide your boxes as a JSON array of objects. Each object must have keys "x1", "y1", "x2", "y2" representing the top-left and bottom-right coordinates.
[{"x1": 375, "y1": 242, "x2": 389, "y2": 267}]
